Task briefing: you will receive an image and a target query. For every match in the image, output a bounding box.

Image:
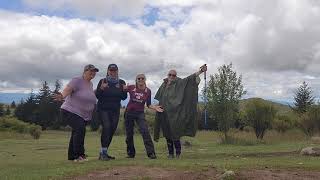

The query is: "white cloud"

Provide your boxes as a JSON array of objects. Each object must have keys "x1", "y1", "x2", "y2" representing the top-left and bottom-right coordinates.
[
  {"x1": 1, "y1": 0, "x2": 320, "y2": 102},
  {"x1": 23, "y1": 0, "x2": 147, "y2": 17}
]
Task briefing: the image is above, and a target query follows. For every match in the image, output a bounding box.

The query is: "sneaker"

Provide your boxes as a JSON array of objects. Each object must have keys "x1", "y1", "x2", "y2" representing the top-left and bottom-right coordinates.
[
  {"x1": 167, "y1": 154, "x2": 174, "y2": 159},
  {"x1": 98, "y1": 152, "x2": 110, "y2": 161},
  {"x1": 107, "y1": 154, "x2": 115, "y2": 160},
  {"x1": 148, "y1": 153, "x2": 157, "y2": 159},
  {"x1": 126, "y1": 155, "x2": 135, "y2": 158},
  {"x1": 80, "y1": 154, "x2": 89, "y2": 161},
  {"x1": 73, "y1": 156, "x2": 86, "y2": 163},
  {"x1": 176, "y1": 154, "x2": 181, "y2": 159}
]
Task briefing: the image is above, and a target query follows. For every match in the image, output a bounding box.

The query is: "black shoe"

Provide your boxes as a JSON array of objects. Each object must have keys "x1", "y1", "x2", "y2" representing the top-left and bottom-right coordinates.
[
  {"x1": 107, "y1": 154, "x2": 115, "y2": 160},
  {"x1": 126, "y1": 155, "x2": 135, "y2": 158},
  {"x1": 168, "y1": 154, "x2": 174, "y2": 159},
  {"x1": 98, "y1": 152, "x2": 110, "y2": 161},
  {"x1": 148, "y1": 153, "x2": 157, "y2": 159}
]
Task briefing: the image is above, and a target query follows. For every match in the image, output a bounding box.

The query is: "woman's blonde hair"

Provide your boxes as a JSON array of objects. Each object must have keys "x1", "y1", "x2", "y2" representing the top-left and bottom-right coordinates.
[{"x1": 135, "y1": 74, "x2": 146, "y2": 88}]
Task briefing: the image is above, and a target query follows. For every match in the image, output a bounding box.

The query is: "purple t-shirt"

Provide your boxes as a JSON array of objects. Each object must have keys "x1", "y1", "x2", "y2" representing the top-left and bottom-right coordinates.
[
  {"x1": 61, "y1": 77, "x2": 97, "y2": 121},
  {"x1": 126, "y1": 85, "x2": 151, "y2": 112}
]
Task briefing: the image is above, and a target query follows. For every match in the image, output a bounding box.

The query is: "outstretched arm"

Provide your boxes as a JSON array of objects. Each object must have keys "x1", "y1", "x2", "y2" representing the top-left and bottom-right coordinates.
[
  {"x1": 195, "y1": 64, "x2": 207, "y2": 76},
  {"x1": 53, "y1": 85, "x2": 73, "y2": 101},
  {"x1": 146, "y1": 90, "x2": 164, "y2": 112},
  {"x1": 148, "y1": 105, "x2": 164, "y2": 112}
]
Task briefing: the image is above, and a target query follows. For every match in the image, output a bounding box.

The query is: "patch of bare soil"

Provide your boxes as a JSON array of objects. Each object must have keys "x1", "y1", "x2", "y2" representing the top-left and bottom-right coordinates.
[
  {"x1": 69, "y1": 166, "x2": 320, "y2": 180},
  {"x1": 237, "y1": 169, "x2": 320, "y2": 180},
  {"x1": 70, "y1": 166, "x2": 219, "y2": 180}
]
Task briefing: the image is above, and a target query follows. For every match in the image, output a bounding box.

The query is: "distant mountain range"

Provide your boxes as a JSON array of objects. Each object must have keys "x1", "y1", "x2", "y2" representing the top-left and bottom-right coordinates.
[
  {"x1": 0, "y1": 93, "x2": 130, "y2": 106},
  {"x1": 0, "y1": 93, "x2": 30, "y2": 104}
]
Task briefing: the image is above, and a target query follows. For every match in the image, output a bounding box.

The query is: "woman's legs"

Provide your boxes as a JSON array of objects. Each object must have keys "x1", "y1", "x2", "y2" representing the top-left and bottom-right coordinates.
[
  {"x1": 166, "y1": 138, "x2": 181, "y2": 158},
  {"x1": 174, "y1": 140, "x2": 181, "y2": 157},
  {"x1": 125, "y1": 112, "x2": 136, "y2": 158},
  {"x1": 61, "y1": 109, "x2": 86, "y2": 160},
  {"x1": 99, "y1": 109, "x2": 120, "y2": 160},
  {"x1": 135, "y1": 112, "x2": 156, "y2": 158},
  {"x1": 166, "y1": 138, "x2": 174, "y2": 158}
]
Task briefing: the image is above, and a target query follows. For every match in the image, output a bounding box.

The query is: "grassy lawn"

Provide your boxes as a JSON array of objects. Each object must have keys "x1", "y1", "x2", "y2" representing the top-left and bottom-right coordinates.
[{"x1": 0, "y1": 130, "x2": 319, "y2": 180}]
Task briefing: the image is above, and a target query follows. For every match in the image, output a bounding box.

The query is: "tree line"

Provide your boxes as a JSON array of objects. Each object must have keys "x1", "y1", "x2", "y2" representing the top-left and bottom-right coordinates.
[
  {"x1": 5, "y1": 63, "x2": 319, "y2": 139},
  {"x1": 14, "y1": 80, "x2": 63, "y2": 130}
]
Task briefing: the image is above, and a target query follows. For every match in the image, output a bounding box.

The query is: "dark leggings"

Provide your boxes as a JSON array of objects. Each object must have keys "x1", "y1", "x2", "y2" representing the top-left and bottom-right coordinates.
[
  {"x1": 99, "y1": 109, "x2": 120, "y2": 148},
  {"x1": 61, "y1": 109, "x2": 86, "y2": 160},
  {"x1": 166, "y1": 138, "x2": 181, "y2": 155},
  {"x1": 125, "y1": 111, "x2": 155, "y2": 157}
]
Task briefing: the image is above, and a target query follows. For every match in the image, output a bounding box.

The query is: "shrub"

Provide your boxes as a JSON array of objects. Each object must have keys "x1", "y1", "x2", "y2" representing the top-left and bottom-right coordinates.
[
  {"x1": 297, "y1": 105, "x2": 320, "y2": 137},
  {"x1": 0, "y1": 117, "x2": 42, "y2": 139},
  {"x1": 245, "y1": 99, "x2": 276, "y2": 139},
  {"x1": 243, "y1": 126, "x2": 253, "y2": 133},
  {"x1": 29, "y1": 124, "x2": 42, "y2": 139},
  {"x1": 272, "y1": 114, "x2": 295, "y2": 134}
]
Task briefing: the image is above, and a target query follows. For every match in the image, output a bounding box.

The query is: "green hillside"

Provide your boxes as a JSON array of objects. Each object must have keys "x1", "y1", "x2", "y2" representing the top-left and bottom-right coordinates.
[{"x1": 239, "y1": 98, "x2": 292, "y2": 115}]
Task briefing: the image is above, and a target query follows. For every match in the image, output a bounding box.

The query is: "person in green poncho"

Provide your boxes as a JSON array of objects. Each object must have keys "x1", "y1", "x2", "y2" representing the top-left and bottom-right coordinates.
[{"x1": 154, "y1": 64, "x2": 207, "y2": 158}]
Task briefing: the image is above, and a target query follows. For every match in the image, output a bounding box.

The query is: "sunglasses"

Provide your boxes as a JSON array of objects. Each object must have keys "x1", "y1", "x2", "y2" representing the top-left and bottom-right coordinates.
[
  {"x1": 137, "y1": 77, "x2": 145, "y2": 80},
  {"x1": 168, "y1": 74, "x2": 176, "y2": 77}
]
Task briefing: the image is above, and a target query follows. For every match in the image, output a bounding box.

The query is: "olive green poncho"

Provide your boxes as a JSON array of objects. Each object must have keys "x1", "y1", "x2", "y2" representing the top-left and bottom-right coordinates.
[{"x1": 154, "y1": 73, "x2": 200, "y2": 141}]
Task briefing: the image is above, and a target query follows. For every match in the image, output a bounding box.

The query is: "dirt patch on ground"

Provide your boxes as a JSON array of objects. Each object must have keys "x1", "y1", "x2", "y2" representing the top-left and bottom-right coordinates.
[
  {"x1": 237, "y1": 169, "x2": 320, "y2": 180},
  {"x1": 70, "y1": 166, "x2": 320, "y2": 180},
  {"x1": 70, "y1": 166, "x2": 219, "y2": 180},
  {"x1": 239, "y1": 150, "x2": 299, "y2": 157}
]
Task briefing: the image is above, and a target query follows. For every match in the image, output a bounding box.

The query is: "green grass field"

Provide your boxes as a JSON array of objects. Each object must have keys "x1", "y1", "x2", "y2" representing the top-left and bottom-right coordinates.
[{"x1": 0, "y1": 129, "x2": 320, "y2": 180}]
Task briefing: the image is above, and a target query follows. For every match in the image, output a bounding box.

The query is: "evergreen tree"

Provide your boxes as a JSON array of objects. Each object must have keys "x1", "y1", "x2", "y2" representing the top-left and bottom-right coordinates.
[
  {"x1": 15, "y1": 91, "x2": 37, "y2": 123},
  {"x1": 37, "y1": 81, "x2": 54, "y2": 129},
  {"x1": 5, "y1": 105, "x2": 11, "y2": 116},
  {"x1": 0, "y1": 104, "x2": 4, "y2": 117},
  {"x1": 292, "y1": 81, "x2": 315, "y2": 114},
  {"x1": 52, "y1": 80, "x2": 63, "y2": 129},
  {"x1": 13, "y1": 80, "x2": 65, "y2": 130},
  {"x1": 10, "y1": 101, "x2": 16, "y2": 108}
]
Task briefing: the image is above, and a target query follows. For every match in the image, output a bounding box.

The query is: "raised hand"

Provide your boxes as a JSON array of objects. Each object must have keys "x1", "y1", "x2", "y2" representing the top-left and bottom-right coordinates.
[
  {"x1": 123, "y1": 83, "x2": 129, "y2": 91},
  {"x1": 100, "y1": 79, "x2": 108, "y2": 90},
  {"x1": 200, "y1": 64, "x2": 207, "y2": 72},
  {"x1": 52, "y1": 92, "x2": 64, "y2": 101}
]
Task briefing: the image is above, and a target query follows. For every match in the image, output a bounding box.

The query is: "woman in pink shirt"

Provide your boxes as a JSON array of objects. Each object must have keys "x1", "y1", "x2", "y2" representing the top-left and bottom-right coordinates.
[{"x1": 124, "y1": 74, "x2": 163, "y2": 159}]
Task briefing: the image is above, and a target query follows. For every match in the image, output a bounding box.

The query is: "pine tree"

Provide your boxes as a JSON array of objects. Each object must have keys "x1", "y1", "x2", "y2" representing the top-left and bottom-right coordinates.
[
  {"x1": 37, "y1": 81, "x2": 54, "y2": 129},
  {"x1": 15, "y1": 91, "x2": 37, "y2": 123},
  {"x1": 10, "y1": 101, "x2": 16, "y2": 108},
  {"x1": 52, "y1": 80, "x2": 63, "y2": 129},
  {"x1": 5, "y1": 105, "x2": 11, "y2": 116},
  {"x1": 0, "y1": 104, "x2": 4, "y2": 117},
  {"x1": 292, "y1": 81, "x2": 315, "y2": 114}
]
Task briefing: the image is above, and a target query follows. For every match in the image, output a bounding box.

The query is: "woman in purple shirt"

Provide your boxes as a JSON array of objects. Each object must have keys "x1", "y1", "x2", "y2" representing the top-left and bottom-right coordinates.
[
  {"x1": 124, "y1": 74, "x2": 163, "y2": 159},
  {"x1": 54, "y1": 64, "x2": 98, "y2": 162}
]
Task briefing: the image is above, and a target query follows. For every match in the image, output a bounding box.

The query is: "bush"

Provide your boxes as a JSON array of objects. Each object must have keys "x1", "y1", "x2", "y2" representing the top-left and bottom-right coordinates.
[
  {"x1": 297, "y1": 105, "x2": 320, "y2": 137},
  {"x1": 243, "y1": 126, "x2": 253, "y2": 133},
  {"x1": 29, "y1": 125, "x2": 41, "y2": 139},
  {"x1": 245, "y1": 99, "x2": 276, "y2": 139},
  {"x1": 272, "y1": 114, "x2": 295, "y2": 134},
  {"x1": 0, "y1": 117, "x2": 42, "y2": 139}
]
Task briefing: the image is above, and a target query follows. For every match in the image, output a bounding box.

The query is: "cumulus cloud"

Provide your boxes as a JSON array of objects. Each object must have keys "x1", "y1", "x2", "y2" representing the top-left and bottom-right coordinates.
[
  {"x1": 22, "y1": 0, "x2": 147, "y2": 18},
  {"x1": 1, "y1": 0, "x2": 320, "y2": 102}
]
